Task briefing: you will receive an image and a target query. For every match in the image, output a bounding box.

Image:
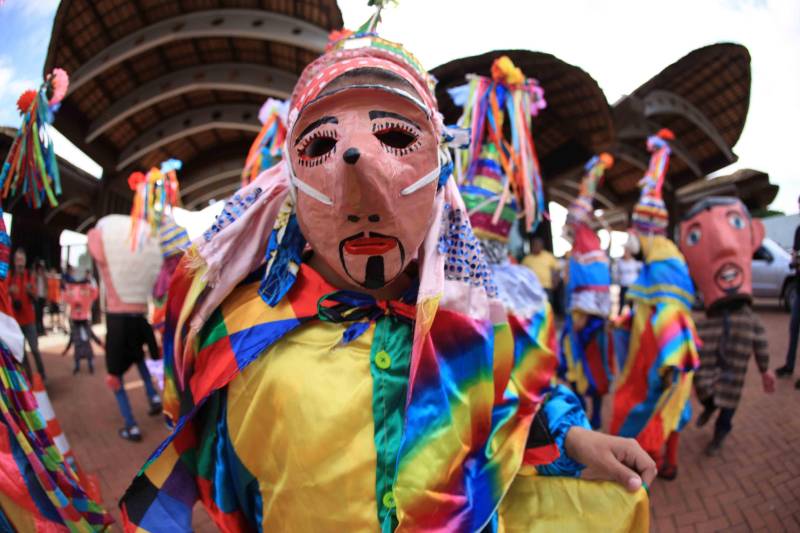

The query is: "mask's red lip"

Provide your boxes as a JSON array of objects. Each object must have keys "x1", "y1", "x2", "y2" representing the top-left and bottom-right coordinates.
[{"x1": 343, "y1": 237, "x2": 397, "y2": 255}]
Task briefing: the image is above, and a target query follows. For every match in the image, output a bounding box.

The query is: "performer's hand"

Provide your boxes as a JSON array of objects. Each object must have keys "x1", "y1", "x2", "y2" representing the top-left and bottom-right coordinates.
[
  {"x1": 564, "y1": 427, "x2": 657, "y2": 492},
  {"x1": 762, "y1": 370, "x2": 776, "y2": 393}
]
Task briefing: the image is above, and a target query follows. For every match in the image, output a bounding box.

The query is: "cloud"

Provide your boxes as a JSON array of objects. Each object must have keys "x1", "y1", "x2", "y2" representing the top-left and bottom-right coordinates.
[
  {"x1": 0, "y1": 56, "x2": 36, "y2": 126},
  {"x1": 4, "y1": 0, "x2": 59, "y2": 18}
]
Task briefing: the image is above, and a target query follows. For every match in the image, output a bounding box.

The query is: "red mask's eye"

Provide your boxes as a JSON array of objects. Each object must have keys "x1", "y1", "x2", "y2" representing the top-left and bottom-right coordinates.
[
  {"x1": 301, "y1": 136, "x2": 337, "y2": 159},
  {"x1": 375, "y1": 128, "x2": 417, "y2": 149}
]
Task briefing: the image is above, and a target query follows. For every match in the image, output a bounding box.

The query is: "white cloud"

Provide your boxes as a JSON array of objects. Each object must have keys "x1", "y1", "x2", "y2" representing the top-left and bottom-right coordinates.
[
  {"x1": 0, "y1": 56, "x2": 36, "y2": 126},
  {"x1": 4, "y1": 0, "x2": 59, "y2": 18}
]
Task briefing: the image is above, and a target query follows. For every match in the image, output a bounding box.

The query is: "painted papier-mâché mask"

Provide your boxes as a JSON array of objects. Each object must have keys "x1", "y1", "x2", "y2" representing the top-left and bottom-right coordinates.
[
  {"x1": 679, "y1": 196, "x2": 765, "y2": 308},
  {"x1": 288, "y1": 84, "x2": 440, "y2": 290}
]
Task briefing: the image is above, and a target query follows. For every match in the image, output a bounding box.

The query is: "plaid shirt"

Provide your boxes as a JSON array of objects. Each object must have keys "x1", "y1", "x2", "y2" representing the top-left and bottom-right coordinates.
[{"x1": 695, "y1": 302, "x2": 769, "y2": 410}]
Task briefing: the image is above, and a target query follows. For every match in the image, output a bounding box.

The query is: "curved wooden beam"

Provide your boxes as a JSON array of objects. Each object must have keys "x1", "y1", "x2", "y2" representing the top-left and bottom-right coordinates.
[
  {"x1": 181, "y1": 158, "x2": 245, "y2": 197},
  {"x1": 116, "y1": 104, "x2": 260, "y2": 171},
  {"x1": 186, "y1": 182, "x2": 241, "y2": 210},
  {"x1": 87, "y1": 64, "x2": 295, "y2": 142},
  {"x1": 44, "y1": 197, "x2": 90, "y2": 224},
  {"x1": 643, "y1": 89, "x2": 736, "y2": 163},
  {"x1": 68, "y1": 9, "x2": 327, "y2": 94}
]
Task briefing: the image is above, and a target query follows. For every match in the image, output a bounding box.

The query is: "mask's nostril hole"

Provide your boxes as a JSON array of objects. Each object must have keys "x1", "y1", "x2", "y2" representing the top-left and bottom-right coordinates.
[
  {"x1": 368, "y1": 214, "x2": 380, "y2": 223},
  {"x1": 347, "y1": 215, "x2": 360, "y2": 222}
]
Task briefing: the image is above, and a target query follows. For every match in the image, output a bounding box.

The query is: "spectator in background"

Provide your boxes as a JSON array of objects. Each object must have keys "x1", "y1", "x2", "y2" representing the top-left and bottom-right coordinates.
[
  {"x1": 33, "y1": 260, "x2": 47, "y2": 335},
  {"x1": 62, "y1": 264, "x2": 76, "y2": 285},
  {"x1": 776, "y1": 194, "x2": 800, "y2": 389},
  {"x1": 8, "y1": 249, "x2": 45, "y2": 379},
  {"x1": 46, "y1": 266, "x2": 64, "y2": 333},
  {"x1": 614, "y1": 248, "x2": 642, "y2": 312},
  {"x1": 522, "y1": 237, "x2": 560, "y2": 307}
]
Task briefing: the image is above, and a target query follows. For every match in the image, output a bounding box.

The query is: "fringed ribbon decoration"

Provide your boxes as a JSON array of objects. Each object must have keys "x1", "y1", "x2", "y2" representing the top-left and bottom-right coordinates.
[
  {"x1": 0, "y1": 68, "x2": 69, "y2": 208},
  {"x1": 242, "y1": 98, "x2": 287, "y2": 187},
  {"x1": 449, "y1": 56, "x2": 547, "y2": 240},
  {"x1": 128, "y1": 159, "x2": 183, "y2": 251}
]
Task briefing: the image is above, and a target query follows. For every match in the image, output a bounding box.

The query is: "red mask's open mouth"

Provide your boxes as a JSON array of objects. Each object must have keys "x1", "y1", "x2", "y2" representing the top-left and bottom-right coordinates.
[{"x1": 714, "y1": 262, "x2": 743, "y2": 292}]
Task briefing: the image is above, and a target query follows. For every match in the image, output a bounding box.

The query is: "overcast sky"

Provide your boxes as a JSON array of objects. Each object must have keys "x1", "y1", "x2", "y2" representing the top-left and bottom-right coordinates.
[{"x1": 0, "y1": 0, "x2": 797, "y2": 248}]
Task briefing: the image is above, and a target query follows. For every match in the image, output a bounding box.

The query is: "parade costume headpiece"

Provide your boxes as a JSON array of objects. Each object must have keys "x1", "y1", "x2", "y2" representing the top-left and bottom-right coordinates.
[
  {"x1": 632, "y1": 129, "x2": 673, "y2": 236},
  {"x1": 449, "y1": 56, "x2": 547, "y2": 242},
  {"x1": 0, "y1": 68, "x2": 68, "y2": 208}
]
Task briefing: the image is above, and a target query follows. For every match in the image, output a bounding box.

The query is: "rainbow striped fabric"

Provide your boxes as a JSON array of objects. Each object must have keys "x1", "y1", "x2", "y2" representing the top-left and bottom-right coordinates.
[
  {"x1": 0, "y1": 342, "x2": 111, "y2": 531},
  {"x1": 122, "y1": 260, "x2": 562, "y2": 531},
  {"x1": 610, "y1": 236, "x2": 700, "y2": 456},
  {"x1": 560, "y1": 313, "x2": 614, "y2": 397}
]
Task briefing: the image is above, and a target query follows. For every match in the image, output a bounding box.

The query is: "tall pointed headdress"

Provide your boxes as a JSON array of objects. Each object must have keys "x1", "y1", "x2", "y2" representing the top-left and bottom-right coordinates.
[{"x1": 631, "y1": 128, "x2": 673, "y2": 235}]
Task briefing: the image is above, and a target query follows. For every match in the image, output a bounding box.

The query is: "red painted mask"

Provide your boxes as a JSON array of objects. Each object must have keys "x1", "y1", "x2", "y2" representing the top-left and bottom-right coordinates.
[
  {"x1": 679, "y1": 198, "x2": 764, "y2": 307},
  {"x1": 288, "y1": 86, "x2": 440, "y2": 290}
]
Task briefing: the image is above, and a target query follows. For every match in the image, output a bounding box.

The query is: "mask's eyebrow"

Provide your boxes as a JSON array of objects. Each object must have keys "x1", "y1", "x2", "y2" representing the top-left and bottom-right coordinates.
[
  {"x1": 294, "y1": 116, "x2": 338, "y2": 145},
  {"x1": 369, "y1": 110, "x2": 421, "y2": 130}
]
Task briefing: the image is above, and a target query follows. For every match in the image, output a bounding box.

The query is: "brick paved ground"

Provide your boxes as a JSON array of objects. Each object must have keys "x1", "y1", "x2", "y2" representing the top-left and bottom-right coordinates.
[{"x1": 36, "y1": 304, "x2": 799, "y2": 531}]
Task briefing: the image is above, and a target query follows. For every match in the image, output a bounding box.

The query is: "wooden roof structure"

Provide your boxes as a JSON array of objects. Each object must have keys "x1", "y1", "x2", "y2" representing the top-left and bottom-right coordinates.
[
  {"x1": 606, "y1": 43, "x2": 752, "y2": 208},
  {"x1": 43, "y1": 0, "x2": 342, "y2": 219},
  {"x1": 431, "y1": 44, "x2": 752, "y2": 230}
]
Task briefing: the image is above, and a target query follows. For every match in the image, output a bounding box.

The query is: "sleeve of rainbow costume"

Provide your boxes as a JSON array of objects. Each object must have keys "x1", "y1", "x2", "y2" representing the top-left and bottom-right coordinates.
[
  {"x1": 534, "y1": 385, "x2": 591, "y2": 477},
  {"x1": 506, "y1": 304, "x2": 590, "y2": 477}
]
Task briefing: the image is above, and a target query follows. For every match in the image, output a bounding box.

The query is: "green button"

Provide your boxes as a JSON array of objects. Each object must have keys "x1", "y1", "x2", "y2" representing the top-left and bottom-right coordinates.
[
  {"x1": 382, "y1": 490, "x2": 396, "y2": 509},
  {"x1": 375, "y1": 350, "x2": 392, "y2": 370}
]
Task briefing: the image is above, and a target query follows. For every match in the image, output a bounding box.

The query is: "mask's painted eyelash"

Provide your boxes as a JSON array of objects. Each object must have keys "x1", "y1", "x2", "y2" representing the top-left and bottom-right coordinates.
[
  {"x1": 372, "y1": 121, "x2": 421, "y2": 156},
  {"x1": 296, "y1": 129, "x2": 338, "y2": 167}
]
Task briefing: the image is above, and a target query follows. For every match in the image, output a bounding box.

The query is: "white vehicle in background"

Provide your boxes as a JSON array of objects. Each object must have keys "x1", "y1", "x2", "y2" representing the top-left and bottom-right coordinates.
[{"x1": 752, "y1": 237, "x2": 797, "y2": 312}]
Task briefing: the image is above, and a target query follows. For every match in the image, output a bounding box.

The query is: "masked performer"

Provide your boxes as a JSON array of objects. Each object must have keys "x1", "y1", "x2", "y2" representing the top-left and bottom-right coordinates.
[
  {"x1": 121, "y1": 11, "x2": 654, "y2": 532},
  {"x1": 679, "y1": 197, "x2": 775, "y2": 455},
  {"x1": 610, "y1": 129, "x2": 700, "y2": 480},
  {"x1": 88, "y1": 215, "x2": 164, "y2": 441},
  {"x1": 560, "y1": 154, "x2": 615, "y2": 429}
]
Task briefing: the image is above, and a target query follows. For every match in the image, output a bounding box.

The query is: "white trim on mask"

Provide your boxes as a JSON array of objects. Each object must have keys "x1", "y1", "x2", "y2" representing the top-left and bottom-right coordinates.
[
  {"x1": 306, "y1": 84, "x2": 432, "y2": 119},
  {"x1": 400, "y1": 165, "x2": 440, "y2": 196},
  {"x1": 286, "y1": 154, "x2": 334, "y2": 206},
  {"x1": 400, "y1": 146, "x2": 449, "y2": 196}
]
